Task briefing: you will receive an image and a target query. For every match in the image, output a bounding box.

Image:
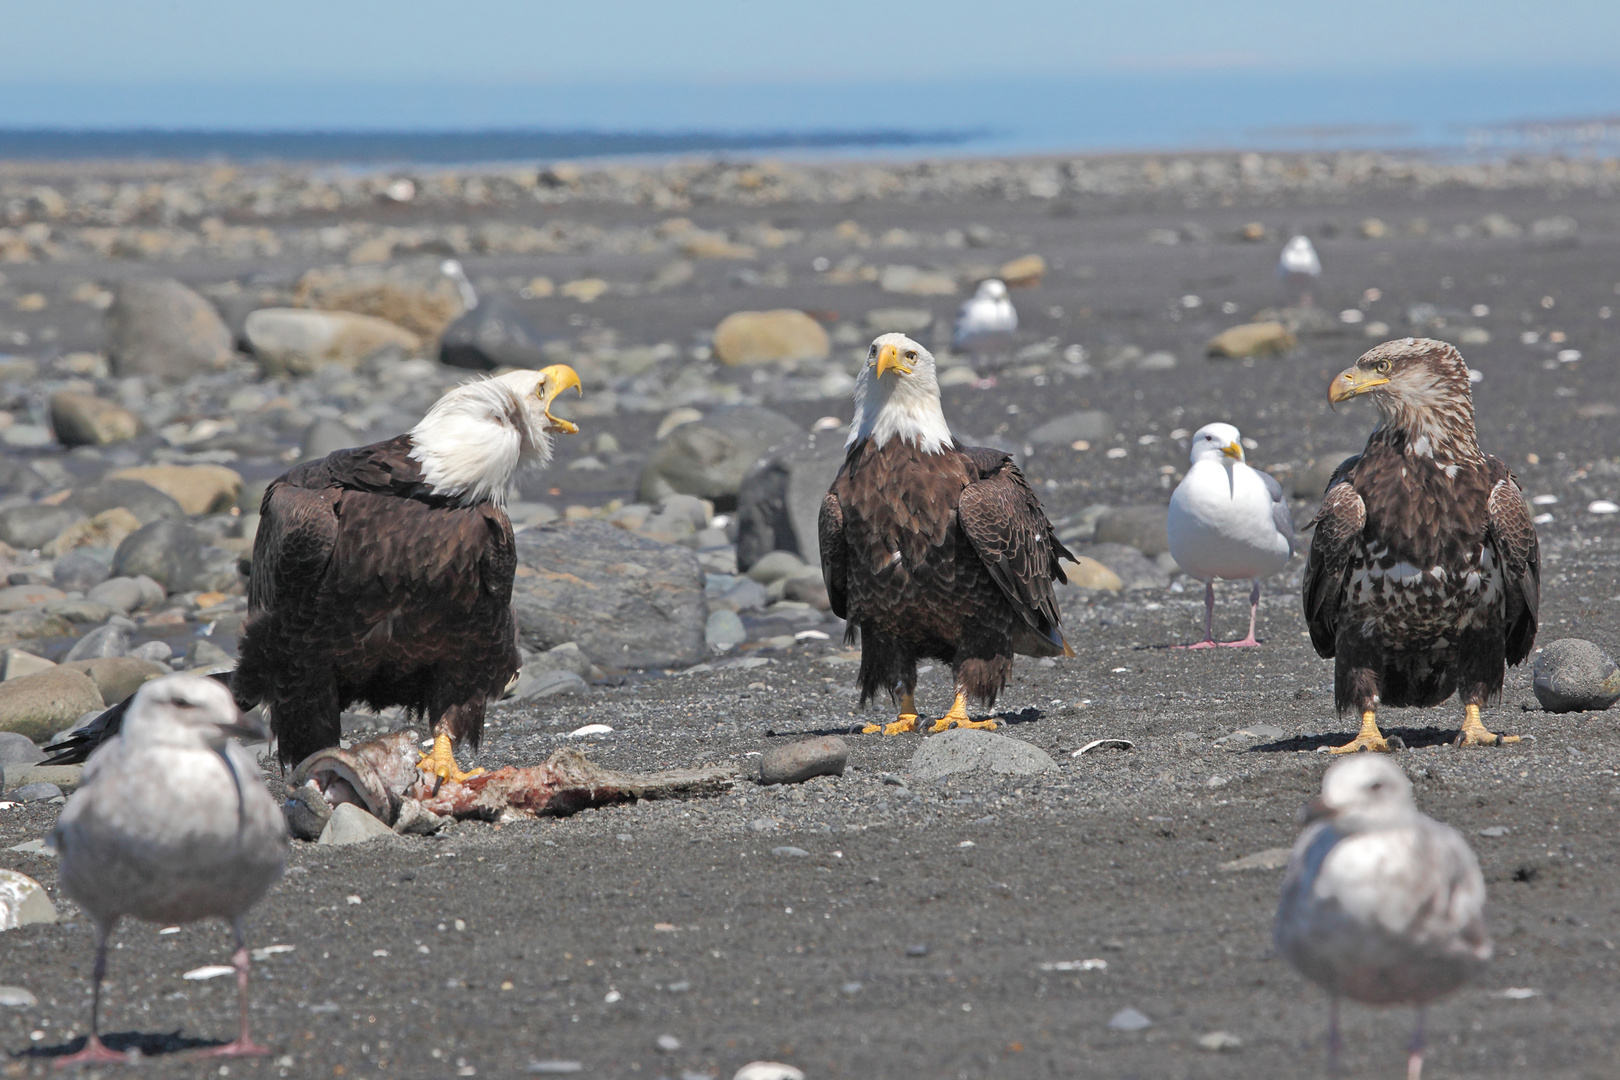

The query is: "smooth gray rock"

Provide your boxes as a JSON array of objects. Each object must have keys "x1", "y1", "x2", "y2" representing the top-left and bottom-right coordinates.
[
  {"x1": 0, "y1": 584, "x2": 65, "y2": 613},
  {"x1": 509, "y1": 669, "x2": 589, "y2": 701},
  {"x1": 1533, "y1": 639, "x2": 1620, "y2": 712},
  {"x1": 705, "y1": 609, "x2": 747, "y2": 649},
  {"x1": 45, "y1": 599, "x2": 119, "y2": 625},
  {"x1": 1026, "y1": 409, "x2": 1116, "y2": 446},
  {"x1": 0, "y1": 505, "x2": 86, "y2": 551},
  {"x1": 0, "y1": 458, "x2": 47, "y2": 500},
  {"x1": 64, "y1": 478, "x2": 184, "y2": 525},
  {"x1": 106, "y1": 277, "x2": 234, "y2": 381},
  {"x1": 0, "y1": 869, "x2": 57, "y2": 929},
  {"x1": 5, "y1": 765, "x2": 82, "y2": 793},
  {"x1": 439, "y1": 295, "x2": 551, "y2": 371},
  {"x1": 300, "y1": 417, "x2": 364, "y2": 462},
  {"x1": 128, "y1": 640, "x2": 173, "y2": 664},
  {"x1": 520, "y1": 642, "x2": 593, "y2": 681},
  {"x1": 112, "y1": 518, "x2": 202, "y2": 592},
  {"x1": 713, "y1": 578, "x2": 770, "y2": 613},
  {"x1": 512, "y1": 521, "x2": 707, "y2": 669},
  {"x1": 0, "y1": 732, "x2": 43, "y2": 769},
  {"x1": 735, "y1": 429, "x2": 847, "y2": 572},
  {"x1": 86, "y1": 575, "x2": 165, "y2": 615},
  {"x1": 316, "y1": 802, "x2": 396, "y2": 846},
  {"x1": 62, "y1": 624, "x2": 130, "y2": 663},
  {"x1": 183, "y1": 640, "x2": 235, "y2": 670},
  {"x1": 746, "y1": 551, "x2": 810, "y2": 586},
  {"x1": 1291, "y1": 451, "x2": 1361, "y2": 500},
  {"x1": 9, "y1": 782, "x2": 61, "y2": 802},
  {"x1": 1093, "y1": 505, "x2": 1171, "y2": 557},
  {"x1": 0, "y1": 669, "x2": 105, "y2": 743},
  {"x1": 1108, "y1": 1007, "x2": 1153, "y2": 1032},
  {"x1": 637, "y1": 406, "x2": 801, "y2": 509},
  {"x1": 1078, "y1": 543, "x2": 1170, "y2": 591},
  {"x1": 52, "y1": 551, "x2": 111, "y2": 592},
  {"x1": 759, "y1": 736, "x2": 848, "y2": 785},
  {"x1": 908, "y1": 728, "x2": 1057, "y2": 782}
]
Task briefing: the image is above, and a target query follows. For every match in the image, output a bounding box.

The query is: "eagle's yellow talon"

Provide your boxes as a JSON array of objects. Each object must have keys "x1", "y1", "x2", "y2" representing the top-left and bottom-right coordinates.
[
  {"x1": 1330, "y1": 710, "x2": 1391, "y2": 754},
  {"x1": 929, "y1": 691, "x2": 976, "y2": 734},
  {"x1": 415, "y1": 733, "x2": 484, "y2": 783},
  {"x1": 882, "y1": 714, "x2": 920, "y2": 735},
  {"x1": 1456, "y1": 704, "x2": 1514, "y2": 748}
]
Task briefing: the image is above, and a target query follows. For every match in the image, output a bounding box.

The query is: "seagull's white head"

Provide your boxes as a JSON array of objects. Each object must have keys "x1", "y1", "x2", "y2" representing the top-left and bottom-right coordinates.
[
  {"x1": 440, "y1": 258, "x2": 479, "y2": 310},
  {"x1": 976, "y1": 279, "x2": 1010, "y2": 302},
  {"x1": 1188, "y1": 422, "x2": 1246, "y2": 466},
  {"x1": 1303, "y1": 755, "x2": 1417, "y2": 832},
  {"x1": 1279, "y1": 235, "x2": 1321, "y2": 277},
  {"x1": 848, "y1": 333, "x2": 952, "y2": 455},
  {"x1": 121, "y1": 674, "x2": 265, "y2": 752},
  {"x1": 409, "y1": 365, "x2": 582, "y2": 507}
]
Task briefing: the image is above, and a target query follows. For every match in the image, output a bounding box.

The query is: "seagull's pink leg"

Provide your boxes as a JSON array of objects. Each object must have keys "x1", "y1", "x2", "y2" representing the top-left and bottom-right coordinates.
[
  {"x1": 1220, "y1": 580, "x2": 1264, "y2": 647},
  {"x1": 56, "y1": 925, "x2": 129, "y2": 1069},
  {"x1": 1406, "y1": 1005, "x2": 1427, "y2": 1080},
  {"x1": 1175, "y1": 580, "x2": 1218, "y2": 649},
  {"x1": 190, "y1": 921, "x2": 269, "y2": 1059}
]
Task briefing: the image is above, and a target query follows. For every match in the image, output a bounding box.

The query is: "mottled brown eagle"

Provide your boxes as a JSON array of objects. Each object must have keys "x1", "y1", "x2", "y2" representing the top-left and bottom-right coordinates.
[
  {"x1": 234, "y1": 365, "x2": 581, "y2": 780},
  {"x1": 819, "y1": 333, "x2": 1075, "y2": 735},
  {"x1": 1303, "y1": 338, "x2": 1538, "y2": 753}
]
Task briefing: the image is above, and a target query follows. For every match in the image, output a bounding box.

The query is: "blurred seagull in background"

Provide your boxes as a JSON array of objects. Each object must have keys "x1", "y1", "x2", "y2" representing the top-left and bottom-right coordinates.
[
  {"x1": 953, "y1": 278, "x2": 1017, "y2": 365},
  {"x1": 1167, "y1": 423, "x2": 1294, "y2": 648},
  {"x1": 1278, "y1": 234, "x2": 1321, "y2": 305},
  {"x1": 1276, "y1": 755, "x2": 1491, "y2": 1080},
  {"x1": 51, "y1": 674, "x2": 287, "y2": 1066},
  {"x1": 440, "y1": 258, "x2": 479, "y2": 310}
]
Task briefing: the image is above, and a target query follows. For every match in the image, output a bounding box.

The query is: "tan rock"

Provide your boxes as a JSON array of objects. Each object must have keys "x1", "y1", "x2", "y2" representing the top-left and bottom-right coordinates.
[
  {"x1": 0, "y1": 585, "x2": 65, "y2": 614},
  {"x1": 4, "y1": 765, "x2": 82, "y2": 796},
  {"x1": 680, "y1": 231, "x2": 756, "y2": 259},
  {"x1": 44, "y1": 507, "x2": 142, "y2": 557},
  {"x1": 1061, "y1": 556, "x2": 1124, "y2": 592},
  {"x1": 0, "y1": 869, "x2": 58, "y2": 929},
  {"x1": 999, "y1": 254, "x2": 1047, "y2": 287},
  {"x1": 1359, "y1": 217, "x2": 1388, "y2": 239},
  {"x1": 1206, "y1": 321, "x2": 1297, "y2": 359},
  {"x1": 878, "y1": 265, "x2": 957, "y2": 296},
  {"x1": 713, "y1": 310, "x2": 830, "y2": 366},
  {"x1": 0, "y1": 668, "x2": 104, "y2": 743},
  {"x1": 244, "y1": 308, "x2": 421, "y2": 376},
  {"x1": 1240, "y1": 222, "x2": 1268, "y2": 241},
  {"x1": 293, "y1": 261, "x2": 465, "y2": 339},
  {"x1": 61, "y1": 657, "x2": 167, "y2": 706},
  {"x1": 48, "y1": 392, "x2": 139, "y2": 447},
  {"x1": 106, "y1": 464, "x2": 242, "y2": 515},
  {"x1": 0, "y1": 648, "x2": 54, "y2": 681},
  {"x1": 0, "y1": 610, "x2": 74, "y2": 648},
  {"x1": 561, "y1": 278, "x2": 610, "y2": 302}
]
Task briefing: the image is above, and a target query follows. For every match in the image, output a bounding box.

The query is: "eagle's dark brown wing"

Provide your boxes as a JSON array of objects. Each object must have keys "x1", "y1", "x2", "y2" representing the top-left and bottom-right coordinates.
[
  {"x1": 955, "y1": 457, "x2": 1074, "y2": 654},
  {"x1": 277, "y1": 434, "x2": 433, "y2": 502},
  {"x1": 1302, "y1": 456, "x2": 1366, "y2": 659},
  {"x1": 1485, "y1": 455, "x2": 1539, "y2": 666},
  {"x1": 818, "y1": 490, "x2": 849, "y2": 620}
]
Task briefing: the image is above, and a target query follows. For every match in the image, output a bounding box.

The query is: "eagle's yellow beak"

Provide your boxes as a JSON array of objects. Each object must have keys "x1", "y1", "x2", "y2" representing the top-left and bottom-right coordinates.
[
  {"x1": 1329, "y1": 366, "x2": 1389, "y2": 406},
  {"x1": 1221, "y1": 441, "x2": 1244, "y2": 460},
  {"x1": 874, "y1": 343, "x2": 913, "y2": 379},
  {"x1": 535, "y1": 364, "x2": 583, "y2": 433}
]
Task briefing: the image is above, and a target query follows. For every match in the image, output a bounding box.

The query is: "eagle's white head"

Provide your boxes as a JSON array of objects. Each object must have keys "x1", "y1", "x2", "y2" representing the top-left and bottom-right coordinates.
[
  {"x1": 847, "y1": 333, "x2": 952, "y2": 455},
  {"x1": 1188, "y1": 422, "x2": 1246, "y2": 466},
  {"x1": 409, "y1": 364, "x2": 582, "y2": 507}
]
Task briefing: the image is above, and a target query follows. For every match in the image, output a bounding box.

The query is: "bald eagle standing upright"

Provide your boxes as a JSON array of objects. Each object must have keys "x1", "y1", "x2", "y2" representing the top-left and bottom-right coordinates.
[
  {"x1": 1304, "y1": 338, "x2": 1538, "y2": 753},
  {"x1": 234, "y1": 365, "x2": 581, "y2": 780},
  {"x1": 819, "y1": 333, "x2": 1075, "y2": 734}
]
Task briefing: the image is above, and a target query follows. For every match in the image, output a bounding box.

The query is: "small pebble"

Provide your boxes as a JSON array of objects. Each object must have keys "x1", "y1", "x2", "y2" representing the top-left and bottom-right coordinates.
[
  {"x1": 655, "y1": 1034, "x2": 681, "y2": 1053},
  {"x1": 771, "y1": 846, "x2": 809, "y2": 858},
  {"x1": 1108, "y1": 1006, "x2": 1153, "y2": 1031}
]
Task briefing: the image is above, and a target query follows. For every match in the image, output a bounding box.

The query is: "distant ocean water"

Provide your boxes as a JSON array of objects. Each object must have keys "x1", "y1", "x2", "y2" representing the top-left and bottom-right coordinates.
[{"x1": 2, "y1": 66, "x2": 1618, "y2": 164}]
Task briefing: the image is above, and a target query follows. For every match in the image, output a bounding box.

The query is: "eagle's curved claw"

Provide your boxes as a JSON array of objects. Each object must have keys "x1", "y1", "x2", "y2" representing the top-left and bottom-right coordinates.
[
  {"x1": 928, "y1": 691, "x2": 992, "y2": 734},
  {"x1": 1330, "y1": 711, "x2": 1391, "y2": 754},
  {"x1": 416, "y1": 732, "x2": 484, "y2": 785},
  {"x1": 864, "y1": 714, "x2": 920, "y2": 736},
  {"x1": 1455, "y1": 704, "x2": 1517, "y2": 748}
]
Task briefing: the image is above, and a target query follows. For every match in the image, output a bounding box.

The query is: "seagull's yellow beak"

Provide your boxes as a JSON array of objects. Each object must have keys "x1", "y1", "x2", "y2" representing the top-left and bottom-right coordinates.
[
  {"x1": 1329, "y1": 366, "x2": 1388, "y2": 407},
  {"x1": 874, "y1": 342, "x2": 913, "y2": 379},
  {"x1": 1221, "y1": 441, "x2": 1244, "y2": 460},
  {"x1": 535, "y1": 364, "x2": 583, "y2": 433}
]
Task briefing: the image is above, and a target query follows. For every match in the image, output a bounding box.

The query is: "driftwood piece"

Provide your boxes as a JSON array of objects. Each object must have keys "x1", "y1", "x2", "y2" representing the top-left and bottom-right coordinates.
[{"x1": 285, "y1": 731, "x2": 737, "y2": 837}]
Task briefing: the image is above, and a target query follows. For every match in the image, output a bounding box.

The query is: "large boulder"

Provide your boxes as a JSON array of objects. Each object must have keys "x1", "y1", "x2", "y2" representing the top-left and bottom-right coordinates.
[
  {"x1": 106, "y1": 278, "x2": 235, "y2": 381},
  {"x1": 244, "y1": 308, "x2": 420, "y2": 376},
  {"x1": 61, "y1": 657, "x2": 167, "y2": 706},
  {"x1": 43, "y1": 508, "x2": 143, "y2": 559},
  {"x1": 712, "y1": 310, "x2": 830, "y2": 366},
  {"x1": 1206, "y1": 321, "x2": 1296, "y2": 359},
  {"x1": 735, "y1": 429, "x2": 848, "y2": 572},
  {"x1": 48, "y1": 392, "x2": 140, "y2": 447},
  {"x1": 1078, "y1": 543, "x2": 1169, "y2": 591},
  {"x1": 113, "y1": 518, "x2": 203, "y2": 591},
  {"x1": 1533, "y1": 639, "x2": 1620, "y2": 713},
  {"x1": 63, "y1": 478, "x2": 184, "y2": 525},
  {"x1": 438, "y1": 295, "x2": 551, "y2": 371},
  {"x1": 293, "y1": 260, "x2": 466, "y2": 340},
  {"x1": 1093, "y1": 505, "x2": 1171, "y2": 557},
  {"x1": 637, "y1": 406, "x2": 801, "y2": 509},
  {"x1": 0, "y1": 668, "x2": 104, "y2": 744},
  {"x1": 908, "y1": 729, "x2": 1057, "y2": 782},
  {"x1": 106, "y1": 465, "x2": 242, "y2": 516},
  {"x1": 512, "y1": 521, "x2": 706, "y2": 669}
]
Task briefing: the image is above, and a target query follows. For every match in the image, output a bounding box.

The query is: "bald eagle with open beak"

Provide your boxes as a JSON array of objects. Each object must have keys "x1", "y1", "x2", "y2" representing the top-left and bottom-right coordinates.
[
  {"x1": 1304, "y1": 338, "x2": 1538, "y2": 753},
  {"x1": 819, "y1": 333, "x2": 1076, "y2": 734},
  {"x1": 233, "y1": 365, "x2": 583, "y2": 781}
]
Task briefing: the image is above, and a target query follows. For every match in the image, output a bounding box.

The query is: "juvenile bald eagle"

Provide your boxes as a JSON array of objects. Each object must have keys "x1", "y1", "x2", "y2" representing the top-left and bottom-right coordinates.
[
  {"x1": 1303, "y1": 338, "x2": 1538, "y2": 753},
  {"x1": 819, "y1": 333, "x2": 1075, "y2": 734},
  {"x1": 235, "y1": 365, "x2": 581, "y2": 780}
]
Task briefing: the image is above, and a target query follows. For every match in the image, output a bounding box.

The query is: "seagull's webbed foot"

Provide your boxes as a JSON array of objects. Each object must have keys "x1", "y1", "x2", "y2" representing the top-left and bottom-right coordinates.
[
  {"x1": 54, "y1": 1035, "x2": 129, "y2": 1069},
  {"x1": 1456, "y1": 703, "x2": 1519, "y2": 748},
  {"x1": 1218, "y1": 634, "x2": 1262, "y2": 648},
  {"x1": 415, "y1": 732, "x2": 484, "y2": 784},
  {"x1": 862, "y1": 693, "x2": 921, "y2": 735},
  {"x1": 928, "y1": 692, "x2": 995, "y2": 733},
  {"x1": 1174, "y1": 638, "x2": 1218, "y2": 650},
  {"x1": 1330, "y1": 710, "x2": 1391, "y2": 754}
]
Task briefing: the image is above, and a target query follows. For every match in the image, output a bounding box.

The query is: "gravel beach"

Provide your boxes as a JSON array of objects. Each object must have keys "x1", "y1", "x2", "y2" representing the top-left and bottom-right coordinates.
[{"x1": 1, "y1": 149, "x2": 1618, "y2": 1077}]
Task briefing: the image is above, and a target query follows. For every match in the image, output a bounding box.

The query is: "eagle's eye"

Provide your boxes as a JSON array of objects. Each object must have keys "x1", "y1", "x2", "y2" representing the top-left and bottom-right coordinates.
[
  {"x1": 1375, "y1": 359, "x2": 1392, "y2": 374},
  {"x1": 868, "y1": 345, "x2": 877, "y2": 357},
  {"x1": 905, "y1": 350, "x2": 917, "y2": 360}
]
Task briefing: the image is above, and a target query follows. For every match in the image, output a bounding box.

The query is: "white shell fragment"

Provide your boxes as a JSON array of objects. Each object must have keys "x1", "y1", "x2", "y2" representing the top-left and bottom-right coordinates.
[
  {"x1": 1073, "y1": 738, "x2": 1135, "y2": 757},
  {"x1": 182, "y1": 965, "x2": 236, "y2": 981},
  {"x1": 568, "y1": 724, "x2": 614, "y2": 738}
]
